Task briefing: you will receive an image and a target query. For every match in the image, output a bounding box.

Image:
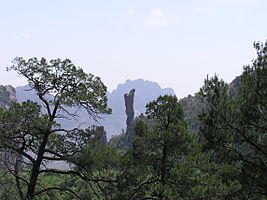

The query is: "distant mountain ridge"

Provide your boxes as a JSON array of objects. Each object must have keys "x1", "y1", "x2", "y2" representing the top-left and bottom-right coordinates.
[
  {"x1": 3, "y1": 77, "x2": 241, "y2": 139},
  {"x1": 106, "y1": 79, "x2": 175, "y2": 137},
  {"x1": 15, "y1": 79, "x2": 175, "y2": 138}
]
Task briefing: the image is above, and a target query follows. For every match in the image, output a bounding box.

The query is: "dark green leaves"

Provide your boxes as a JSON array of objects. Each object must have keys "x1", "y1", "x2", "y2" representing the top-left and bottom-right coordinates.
[
  {"x1": 7, "y1": 57, "x2": 111, "y2": 120},
  {"x1": 199, "y1": 41, "x2": 267, "y2": 198}
]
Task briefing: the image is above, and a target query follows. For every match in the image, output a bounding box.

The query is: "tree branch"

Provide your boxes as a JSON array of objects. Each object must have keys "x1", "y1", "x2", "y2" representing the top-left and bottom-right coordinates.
[
  {"x1": 39, "y1": 169, "x2": 117, "y2": 183},
  {"x1": 34, "y1": 187, "x2": 83, "y2": 200}
]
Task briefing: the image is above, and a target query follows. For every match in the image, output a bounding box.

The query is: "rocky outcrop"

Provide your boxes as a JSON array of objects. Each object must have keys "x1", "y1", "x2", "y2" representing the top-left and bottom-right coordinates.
[
  {"x1": 124, "y1": 89, "x2": 135, "y2": 148},
  {"x1": 0, "y1": 85, "x2": 20, "y2": 169},
  {"x1": 0, "y1": 85, "x2": 17, "y2": 110},
  {"x1": 124, "y1": 89, "x2": 135, "y2": 128}
]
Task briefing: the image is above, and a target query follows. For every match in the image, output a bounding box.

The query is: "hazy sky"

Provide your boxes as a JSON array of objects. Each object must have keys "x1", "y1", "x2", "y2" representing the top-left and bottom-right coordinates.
[{"x1": 0, "y1": 0, "x2": 266, "y2": 98}]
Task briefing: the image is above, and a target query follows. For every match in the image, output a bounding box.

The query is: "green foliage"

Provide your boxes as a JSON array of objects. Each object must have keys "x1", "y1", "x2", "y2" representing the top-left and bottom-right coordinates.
[
  {"x1": 1, "y1": 41, "x2": 267, "y2": 200},
  {"x1": 199, "y1": 41, "x2": 267, "y2": 198},
  {"x1": 133, "y1": 96, "x2": 190, "y2": 186},
  {"x1": 7, "y1": 57, "x2": 111, "y2": 118},
  {"x1": 0, "y1": 57, "x2": 111, "y2": 200},
  {"x1": 0, "y1": 101, "x2": 54, "y2": 151},
  {"x1": 128, "y1": 95, "x2": 236, "y2": 199},
  {"x1": 0, "y1": 170, "x2": 20, "y2": 200},
  {"x1": 179, "y1": 93, "x2": 205, "y2": 134},
  {"x1": 108, "y1": 133, "x2": 127, "y2": 150}
]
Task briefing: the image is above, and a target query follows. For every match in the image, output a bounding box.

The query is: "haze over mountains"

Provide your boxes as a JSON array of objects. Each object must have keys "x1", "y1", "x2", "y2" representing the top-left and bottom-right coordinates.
[{"x1": 15, "y1": 79, "x2": 175, "y2": 139}]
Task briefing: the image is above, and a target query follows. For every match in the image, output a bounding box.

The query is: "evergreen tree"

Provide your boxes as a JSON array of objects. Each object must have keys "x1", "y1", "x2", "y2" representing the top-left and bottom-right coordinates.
[
  {"x1": 199, "y1": 41, "x2": 267, "y2": 199},
  {"x1": 0, "y1": 57, "x2": 111, "y2": 200}
]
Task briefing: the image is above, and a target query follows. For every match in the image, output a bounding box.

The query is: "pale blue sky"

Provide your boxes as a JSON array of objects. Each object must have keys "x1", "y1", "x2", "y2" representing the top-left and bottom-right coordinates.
[{"x1": 0, "y1": 0, "x2": 266, "y2": 98}]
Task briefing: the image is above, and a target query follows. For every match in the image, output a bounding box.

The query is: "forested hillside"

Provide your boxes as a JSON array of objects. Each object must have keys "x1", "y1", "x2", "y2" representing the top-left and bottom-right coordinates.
[
  {"x1": 179, "y1": 76, "x2": 241, "y2": 134},
  {"x1": 0, "y1": 41, "x2": 266, "y2": 200}
]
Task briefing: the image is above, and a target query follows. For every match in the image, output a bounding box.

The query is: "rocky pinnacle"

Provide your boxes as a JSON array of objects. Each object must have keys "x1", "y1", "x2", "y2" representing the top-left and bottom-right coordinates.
[{"x1": 124, "y1": 88, "x2": 135, "y2": 147}]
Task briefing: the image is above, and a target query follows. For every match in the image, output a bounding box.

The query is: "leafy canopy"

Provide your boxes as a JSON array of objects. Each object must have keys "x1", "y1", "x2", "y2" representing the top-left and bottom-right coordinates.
[{"x1": 7, "y1": 57, "x2": 111, "y2": 120}]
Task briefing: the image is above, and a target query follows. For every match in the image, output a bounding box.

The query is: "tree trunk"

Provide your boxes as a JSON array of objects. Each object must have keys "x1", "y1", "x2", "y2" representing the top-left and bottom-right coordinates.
[
  {"x1": 26, "y1": 132, "x2": 50, "y2": 199},
  {"x1": 159, "y1": 146, "x2": 167, "y2": 200}
]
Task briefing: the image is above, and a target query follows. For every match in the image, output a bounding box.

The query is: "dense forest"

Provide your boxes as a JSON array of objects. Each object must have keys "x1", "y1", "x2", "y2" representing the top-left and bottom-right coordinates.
[{"x1": 0, "y1": 40, "x2": 266, "y2": 200}]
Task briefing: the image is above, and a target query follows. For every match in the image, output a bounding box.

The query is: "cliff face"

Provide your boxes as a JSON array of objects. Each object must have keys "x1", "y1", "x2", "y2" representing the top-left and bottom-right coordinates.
[
  {"x1": 0, "y1": 85, "x2": 17, "y2": 110},
  {"x1": 0, "y1": 85, "x2": 19, "y2": 169}
]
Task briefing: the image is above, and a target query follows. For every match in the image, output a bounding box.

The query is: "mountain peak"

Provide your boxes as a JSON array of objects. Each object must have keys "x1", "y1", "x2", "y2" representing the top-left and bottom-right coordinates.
[{"x1": 114, "y1": 79, "x2": 175, "y2": 96}]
